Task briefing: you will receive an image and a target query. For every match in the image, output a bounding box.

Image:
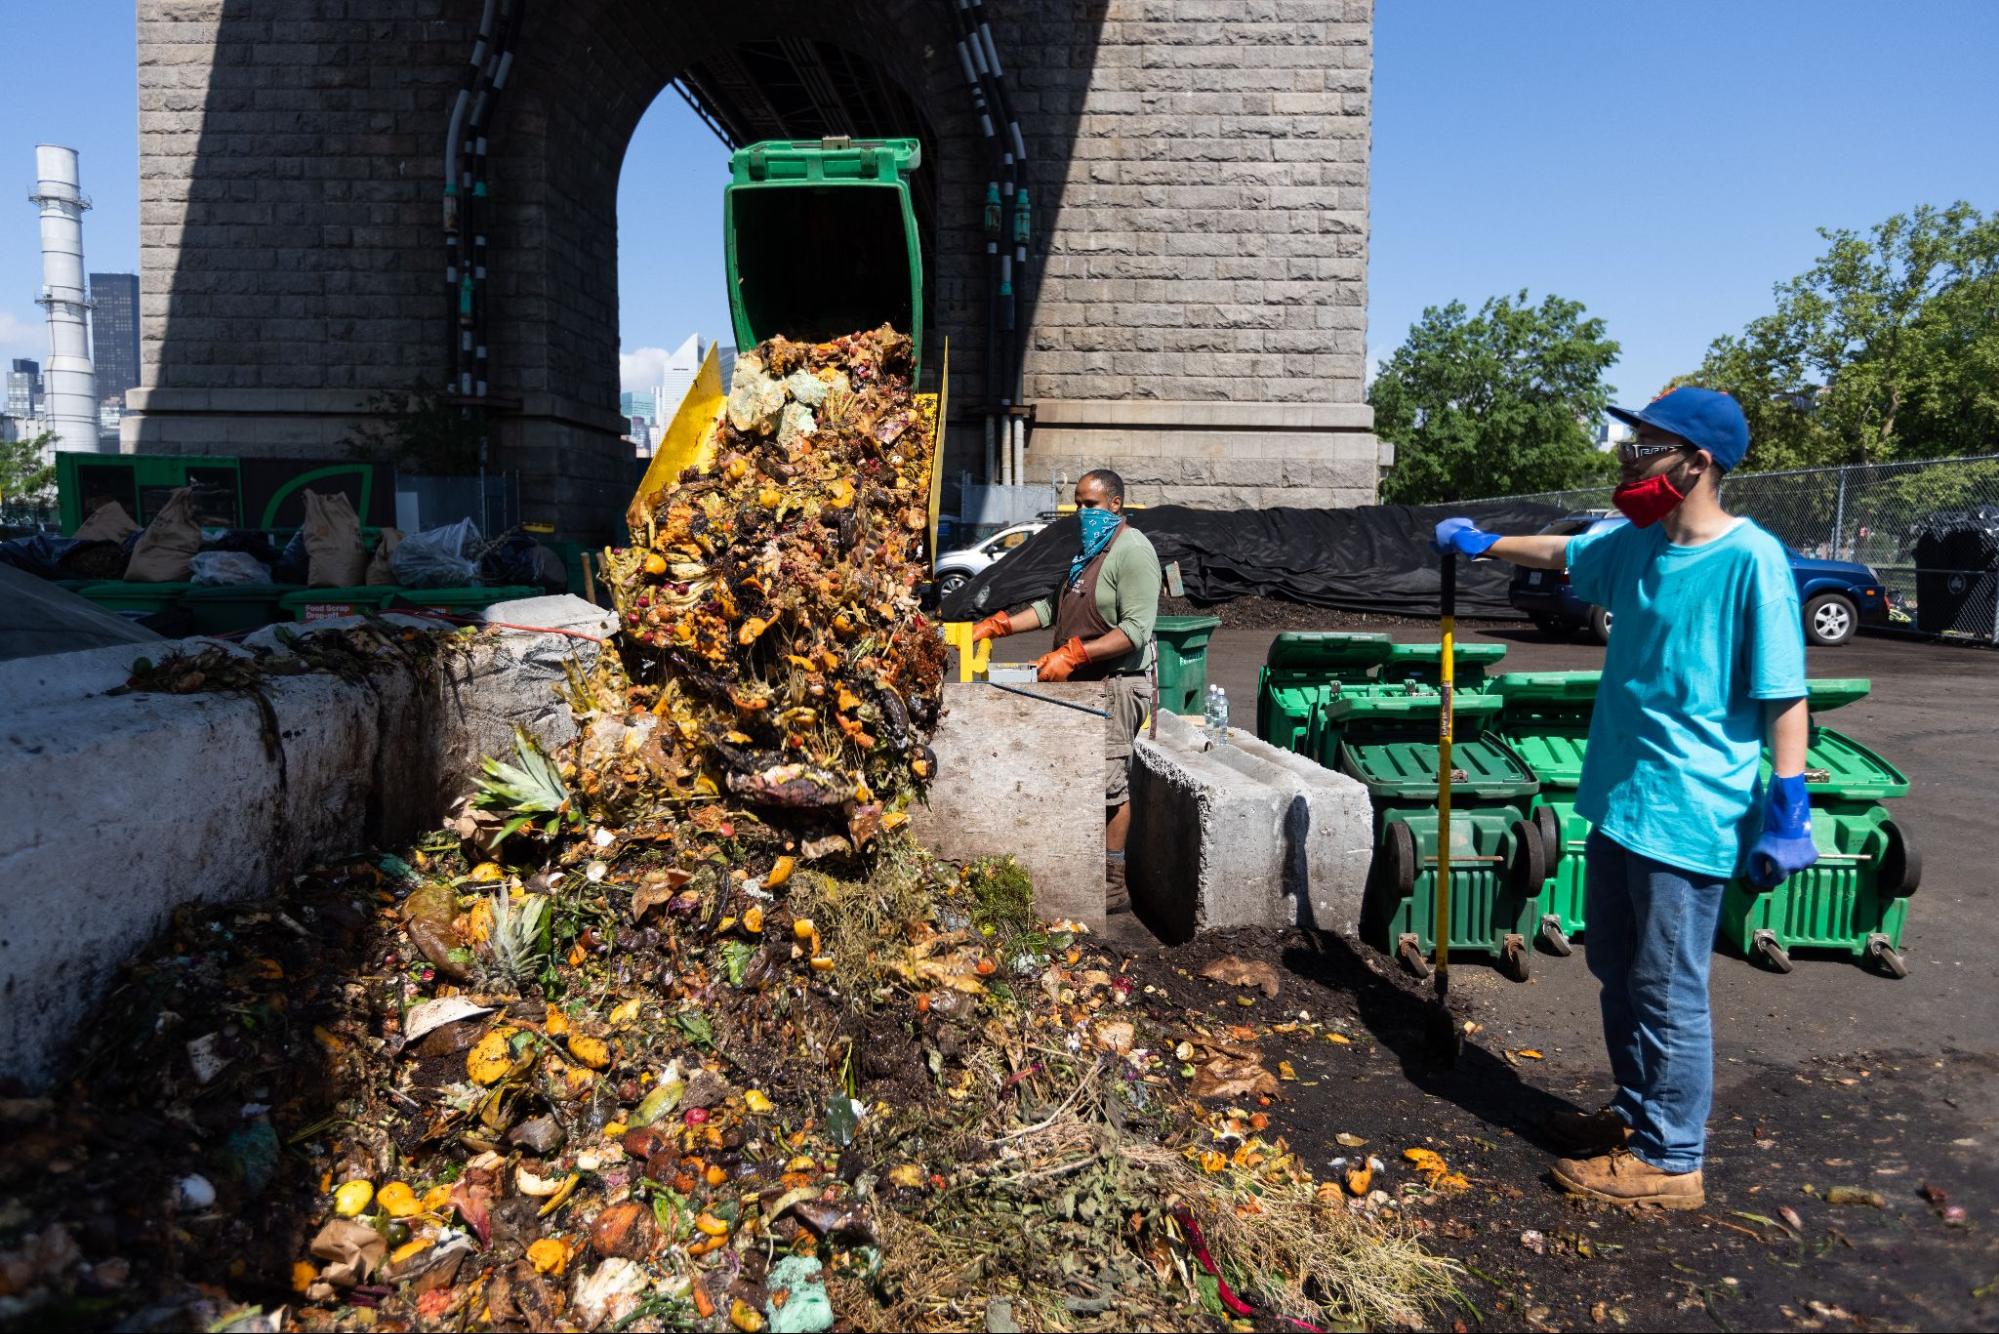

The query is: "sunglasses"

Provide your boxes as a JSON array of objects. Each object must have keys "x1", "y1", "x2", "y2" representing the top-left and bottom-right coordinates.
[{"x1": 1616, "y1": 438, "x2": 1693, "y2": 465}]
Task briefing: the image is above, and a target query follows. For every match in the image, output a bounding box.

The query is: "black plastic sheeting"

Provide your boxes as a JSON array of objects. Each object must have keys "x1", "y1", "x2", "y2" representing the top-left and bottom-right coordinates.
[{"x1": 941, "y1": 499, "x2": 1568, "y2": 621}]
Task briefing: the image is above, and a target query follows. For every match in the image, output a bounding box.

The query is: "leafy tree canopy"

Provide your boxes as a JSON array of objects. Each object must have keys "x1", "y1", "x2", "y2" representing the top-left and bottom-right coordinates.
[{"x1": 1371, "y1": 291, "x2": 1620, "y2": 504}]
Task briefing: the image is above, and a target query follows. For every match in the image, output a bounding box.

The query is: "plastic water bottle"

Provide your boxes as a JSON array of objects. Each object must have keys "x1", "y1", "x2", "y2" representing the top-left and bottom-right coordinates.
[
  {"x1": 1213, "y1": 685, "x2": 1231, "y2": 745},
  {"x1": 1202, "y1": 685, "x2": 1219, "y2": 742}
]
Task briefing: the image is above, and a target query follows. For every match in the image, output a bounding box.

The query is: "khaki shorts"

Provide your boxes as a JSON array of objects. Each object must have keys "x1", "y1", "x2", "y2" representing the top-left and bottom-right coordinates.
[{"x1": 1104, "y1": 673, "x2": 1153, "y2": 806}]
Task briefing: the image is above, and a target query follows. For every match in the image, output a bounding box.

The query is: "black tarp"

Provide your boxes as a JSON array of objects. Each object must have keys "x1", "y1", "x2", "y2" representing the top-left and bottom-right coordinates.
[{"x1": 940, "y1": 499, "x2": 1568, "y2": 621}]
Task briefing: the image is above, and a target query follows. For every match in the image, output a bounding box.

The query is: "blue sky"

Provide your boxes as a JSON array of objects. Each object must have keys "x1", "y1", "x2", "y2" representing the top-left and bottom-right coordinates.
[{"x1": 3, "y1": 0, "x2": 1996, "y2": 412}]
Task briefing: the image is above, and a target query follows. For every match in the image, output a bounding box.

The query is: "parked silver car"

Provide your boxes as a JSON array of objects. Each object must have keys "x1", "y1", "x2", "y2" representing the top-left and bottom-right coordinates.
[{"x1": 932, "y1": 520, "x2": 1046, "y2": 603}]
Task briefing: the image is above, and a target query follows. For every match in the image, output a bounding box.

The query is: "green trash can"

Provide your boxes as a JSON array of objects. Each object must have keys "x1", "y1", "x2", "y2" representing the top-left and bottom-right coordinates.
[
  {"x1": 279, "y1": 587, "x2": 401, "y2": 622},
  {"x1": 184, "y1": 584, "x2": 302, "y2": 635},
  {"x1": 1379, "y1": 641, "x2": 1508, "y2": 689},
  {"x1": 1322, "y1": 687, "x2": 1543, "y2": 979},
  {"x1": 1493, "y1": 671, "x2": 1603, "y2": 956},
  {"x1": 1720, "y1": 678, "x2": 1920, "y2": 977},
  {"x1": 1253, "y1": 631, "x2": 1395, "y2": 752},
  {"x1": 78, "y1": 581, "x2": 195, "y2": 620},
  {"x1": 1151, "y1": 613, "x2": 1223, "y2": 716},
  {"x1": 390, "y1": 585, "x2": 542, "y2": 618}
]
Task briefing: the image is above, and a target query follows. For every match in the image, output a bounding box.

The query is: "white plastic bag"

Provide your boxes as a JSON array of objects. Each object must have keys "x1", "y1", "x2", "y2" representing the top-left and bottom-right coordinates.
[
  {"x1": 190, "y1": 551, "x2": 273, "y2": 587},
  {"x1": 390, "y1": 519, "x2": 483, "y2": 589}
]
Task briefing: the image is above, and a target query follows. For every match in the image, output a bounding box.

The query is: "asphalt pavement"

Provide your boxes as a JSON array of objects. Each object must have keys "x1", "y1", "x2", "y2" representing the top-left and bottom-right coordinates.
[{"x1": 1202, "y1": 621, "x2": 1999, "y2": 1078}]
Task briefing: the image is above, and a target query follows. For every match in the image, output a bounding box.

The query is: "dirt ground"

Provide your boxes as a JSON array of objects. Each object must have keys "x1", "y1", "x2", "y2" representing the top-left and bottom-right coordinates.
[{"x1": 1124, "y1": 616, "x2": 1999, "y2": 1330}]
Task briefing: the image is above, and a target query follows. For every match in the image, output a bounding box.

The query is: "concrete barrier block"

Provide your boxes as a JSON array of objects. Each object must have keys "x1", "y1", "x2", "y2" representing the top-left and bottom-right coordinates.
[
  {"x1": 910, "y1": 681, "x2": 1107, "y2": 932},
  {"x1": 1127, "y1": 711, "x2": 1372, "y2": 942}
]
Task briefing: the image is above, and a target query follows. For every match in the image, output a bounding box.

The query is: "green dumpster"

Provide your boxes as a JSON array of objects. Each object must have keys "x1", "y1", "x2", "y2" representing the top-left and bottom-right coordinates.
[
  {"x1": 280, "y1": 587, "x2": 401, "y2": 622},
  {"x1": 78, "y1": 581, "x2": 194, "y2": 620},
  {"x1": 391, "y1": 586, "x2": 542, "y2": 618},
  {"x1": 1493, "y1": 671, "x2": 1602, "y2": 956},
  {"x1": 184, "y1": 584, "x2": 302, "y2": 635},
  {"x1": 1253, "y1": 632, "x2": 1395, "y2": 753},
  {"x1": 1322, "y1": 687, "x2": 1543, "y2": 979},
  {"x1": 1153, "y1": 614, "x2": 1223, "y2": 716},
  {"x1": 1379, "y1": 640, "x2": 1509, "y2": 689},
  {"x1": 1720, "y1": 678, "x2": 1920, "y2": 977}
]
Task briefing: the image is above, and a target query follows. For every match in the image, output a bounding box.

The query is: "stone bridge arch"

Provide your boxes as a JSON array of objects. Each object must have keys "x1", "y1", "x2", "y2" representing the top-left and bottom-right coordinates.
[{"x1": 131, "y1": 0, "x2": 1380, "y2": 539}]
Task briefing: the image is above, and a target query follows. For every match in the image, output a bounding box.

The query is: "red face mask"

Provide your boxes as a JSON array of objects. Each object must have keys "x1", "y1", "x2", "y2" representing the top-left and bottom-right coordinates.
[{"x1": 1612, "y1": 471, "x2": 1686, "y2": 527}]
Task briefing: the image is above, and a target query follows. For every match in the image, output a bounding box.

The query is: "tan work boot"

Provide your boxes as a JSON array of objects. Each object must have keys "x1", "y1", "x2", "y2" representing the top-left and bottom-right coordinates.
[
  {"x1": 1544, "y1": 1106, "x2": 1633, "y2": 1155},
  {"x1": 1552, "y1": 1148, "x2": 1704, "y2": 1210}
]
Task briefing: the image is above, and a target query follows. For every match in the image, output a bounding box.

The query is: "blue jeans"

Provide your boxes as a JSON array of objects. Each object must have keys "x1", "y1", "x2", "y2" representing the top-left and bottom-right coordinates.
[{"x1": 1583, "y1": 829, "x2": 1727, "y2": 1173}]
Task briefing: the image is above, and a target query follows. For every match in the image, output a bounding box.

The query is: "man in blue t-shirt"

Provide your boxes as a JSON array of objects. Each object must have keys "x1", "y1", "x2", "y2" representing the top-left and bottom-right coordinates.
[{"x1": 1432, "y1": 387, "x2": 1815, "y2": 1210}]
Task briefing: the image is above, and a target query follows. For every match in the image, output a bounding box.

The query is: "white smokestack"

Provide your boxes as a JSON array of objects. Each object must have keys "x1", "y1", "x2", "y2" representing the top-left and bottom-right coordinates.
[{"x1": 30, "y1": 145, "x2": 103, "y2": 454}]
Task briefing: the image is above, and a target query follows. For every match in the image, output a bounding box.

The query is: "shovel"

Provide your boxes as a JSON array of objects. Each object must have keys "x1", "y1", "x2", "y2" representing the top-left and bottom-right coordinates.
[{"x1": 1425, "y1": 552, "x2": 1464, "y2": 1067}]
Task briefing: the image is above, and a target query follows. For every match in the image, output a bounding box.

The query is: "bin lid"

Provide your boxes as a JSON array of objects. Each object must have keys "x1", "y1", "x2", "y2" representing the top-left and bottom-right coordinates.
[
  {"x1": 1500, "y1": 728, "x2": 1589, "y2": 788},
  {"x1": 1336, "y1": 733, "x2": 1538, "y2": 799},
  {"x1": 1264, "y1": 631, "x2": 1393, "y2": 670},
  {"x1": 1322, "y1": 688, "x2": 1503, "y2": 725},
  {"x1": 1803, "y1": 678, "x2": 1871, "y2": 713},
  {"x1": 1798, "y1": 725, "x2": 1909, "y2": 800},
  {"x1": 1156, "y1": 613, "x2": 1222, "y2": 634},
  {"x1": 279, "y1": 586, "x2": 398, "y2": 608},
  {"x1": 1493, "y1": 670, "x2": 1602, "y2": 703},
  {"x1": 1384, "y1": 641, "x2": 1508, "y2": 669}
]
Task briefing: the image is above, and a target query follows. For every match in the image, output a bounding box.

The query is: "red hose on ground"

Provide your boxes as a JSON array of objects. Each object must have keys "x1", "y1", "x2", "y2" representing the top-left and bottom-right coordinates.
[{"x1": 1171, "y1": 1206, "x2": 1326, "y2": 1333}]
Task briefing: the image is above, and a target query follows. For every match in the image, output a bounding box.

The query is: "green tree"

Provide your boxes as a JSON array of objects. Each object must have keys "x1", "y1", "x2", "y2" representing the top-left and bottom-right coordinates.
[
  {"x1": 1677, "y1": 202, "x2": 1999, "y2": 470},
  {"x1": 0, "y1": 430, "x2": 56, "y2": 510},
  {"x1": 1371, "y1": 291, "x2": 1620, "y2": 504}
]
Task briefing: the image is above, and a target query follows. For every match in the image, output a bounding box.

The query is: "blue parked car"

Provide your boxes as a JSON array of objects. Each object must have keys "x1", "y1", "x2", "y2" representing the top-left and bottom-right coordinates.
[{"x1": 1509, "y1": 511, "x2": 1891, "y2": 646}]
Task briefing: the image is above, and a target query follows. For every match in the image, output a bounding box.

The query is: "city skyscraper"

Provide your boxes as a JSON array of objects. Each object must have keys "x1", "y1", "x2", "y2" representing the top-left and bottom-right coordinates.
[
  {"x1": 5, "y1": 358, "x2": 40, "y2": 421},
  {"x1": 89, "y1": 272, "x2": 141, "y2": 403}
]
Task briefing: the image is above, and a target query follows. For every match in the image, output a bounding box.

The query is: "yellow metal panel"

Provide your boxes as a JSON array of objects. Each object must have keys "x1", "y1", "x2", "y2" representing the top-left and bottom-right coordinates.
[
  {"x1": 629, "y1": 343, "x2": 725, "y2": 525},
  {"x1": 923, "y1": 339, "x2": 949, "y2": 562}
]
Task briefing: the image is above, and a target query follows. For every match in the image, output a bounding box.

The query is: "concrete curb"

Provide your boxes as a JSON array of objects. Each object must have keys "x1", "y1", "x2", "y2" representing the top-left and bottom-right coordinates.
[{"x1": 1127, "y1": 711, "x2": 1373, "y2": 942}]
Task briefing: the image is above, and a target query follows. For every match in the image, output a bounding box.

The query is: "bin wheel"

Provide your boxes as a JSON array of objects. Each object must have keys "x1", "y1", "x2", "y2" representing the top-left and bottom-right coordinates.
[
  {"x1": 1866, "y1": 933, "x2": 1909, "y2": 979},
  {"x1": 1383, "y1": 821, "x2": 1417, "y2": 897},
  {"x1": 1499, "y1": 933, "x2": 1532, "y2": 982},
  {"x1": 1533, "y1": 804, "x2": 1563, "y2": 865},
  {"x1": 1396, "y1": 933, "x2": 1431, "y2": 979},
  {"x1": 1509, "y1": 819, "x2": 1548, "y2": 895},
  {"x1": 1752, "y1": 929, "x2": 1793, "y2": 974},
  {"x1": 1538, "y1": 914, "x2": 1574, "y2": 957},
  {"x1": 1878, "y1": 820, "x2": 1922, "y2": 897}
]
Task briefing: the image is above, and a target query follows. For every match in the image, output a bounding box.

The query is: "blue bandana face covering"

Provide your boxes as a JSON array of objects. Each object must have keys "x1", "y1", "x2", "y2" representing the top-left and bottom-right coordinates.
[{"x1": 1069, "y1": 508, "x2": 1121, "y2": 588}]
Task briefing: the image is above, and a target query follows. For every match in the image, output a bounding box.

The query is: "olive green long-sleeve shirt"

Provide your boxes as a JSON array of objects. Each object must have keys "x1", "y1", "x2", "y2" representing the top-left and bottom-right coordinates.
[{"x1": 1027, "y1": 527, "x2": 1162, "y2": 673}]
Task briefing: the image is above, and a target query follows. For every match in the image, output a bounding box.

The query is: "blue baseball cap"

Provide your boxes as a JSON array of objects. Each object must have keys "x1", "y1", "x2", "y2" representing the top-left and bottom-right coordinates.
[{"x1": 1607, "y1": 387, "x2": 1750, "y2": 471}]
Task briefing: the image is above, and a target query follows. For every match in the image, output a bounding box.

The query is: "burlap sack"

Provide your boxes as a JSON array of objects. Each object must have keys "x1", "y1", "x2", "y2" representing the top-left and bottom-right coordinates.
[
  {"x1": 74, "y1": 500, "x2": 140, "y2": 542},
  {"x1": 124, "y1": 489, "x2": 203, "y2": 583},
  {"x1": 365, "y1": 527, "x2": 404, "y2": 585},
  {"x1": 302, "y1": 489, "x2": 368, "y2": 588}
]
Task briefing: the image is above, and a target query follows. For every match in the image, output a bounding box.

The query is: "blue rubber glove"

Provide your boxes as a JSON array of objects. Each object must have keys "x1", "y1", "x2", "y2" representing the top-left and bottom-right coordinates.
[
  {"x1": 1433, "y1": 517, "x2": 1501, "y2": 558},
  {"x1": 1747, "y1": 772, "x2": 1818, "y2": 889}
]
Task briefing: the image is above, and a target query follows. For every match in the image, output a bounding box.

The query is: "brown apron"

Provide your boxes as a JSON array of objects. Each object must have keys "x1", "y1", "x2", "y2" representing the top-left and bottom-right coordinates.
[{"x1": 1051, "y1": 525, "x2": 1124, "y2": 682}]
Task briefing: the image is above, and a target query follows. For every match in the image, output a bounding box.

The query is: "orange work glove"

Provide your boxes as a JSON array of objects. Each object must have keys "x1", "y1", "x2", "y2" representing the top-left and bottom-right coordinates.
[
  {"x1": 970, "y1": 610, "x2": 1013, "y2": 642},
  {"x1": 1035, "y1": 637, "x2": 1091, "y2": 683}
]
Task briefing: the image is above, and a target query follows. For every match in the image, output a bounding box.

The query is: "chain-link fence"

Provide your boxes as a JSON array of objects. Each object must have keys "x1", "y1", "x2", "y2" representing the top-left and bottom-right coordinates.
[{"x1": 1486, "y1": 454, "x2": 1999, "y2": 643}]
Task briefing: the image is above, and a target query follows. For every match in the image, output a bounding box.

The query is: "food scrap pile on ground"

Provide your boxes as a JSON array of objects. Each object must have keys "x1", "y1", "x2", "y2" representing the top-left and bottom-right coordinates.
[{"x1": 0, "y1": 328, "x2": 1454, "y2": 1333}]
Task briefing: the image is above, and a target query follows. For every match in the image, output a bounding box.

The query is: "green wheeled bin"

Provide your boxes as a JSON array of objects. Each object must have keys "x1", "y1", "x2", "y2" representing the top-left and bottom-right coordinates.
[
  {"x1": 1379, "y1": 640, "x2": 1509, "y2": 690},
  {"x1": 78, "y1": 580, "x2": 195, "y2": 620},
  {"x1": 1325, "y1": 686, "x2": 1545, "y2": 981},
  {"x1": 1720, "y1": 679, "x2": 1921, "y2": 978},
  {"x1": 390, "y1": 585, "x2": 542, "y2": 619},
  {"x1": 1153, "y1": 613, "x2": 1223, "y2": 716},
  {"x1": 279, "y1": 587, "x2": 401, "y2": 622},
  {"x1": 1492, "y1": 671, "x2": 1603, "y2": 957},
  {"x1": 1253, "y1": 631, "x2": 1395, "y2": 753},
  {"x1": 184, "y1": 584, "x2": 302, "y2": 635}
]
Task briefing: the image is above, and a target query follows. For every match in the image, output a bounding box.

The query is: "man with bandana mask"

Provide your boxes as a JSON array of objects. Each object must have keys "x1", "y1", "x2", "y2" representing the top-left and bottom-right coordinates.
[
  {"x1": 1430, "y1": 387, "x2": 1812, "y2": 1211},
  {"x1": 970, "y1": 469, "x2": 1162, "y2": 867}
]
